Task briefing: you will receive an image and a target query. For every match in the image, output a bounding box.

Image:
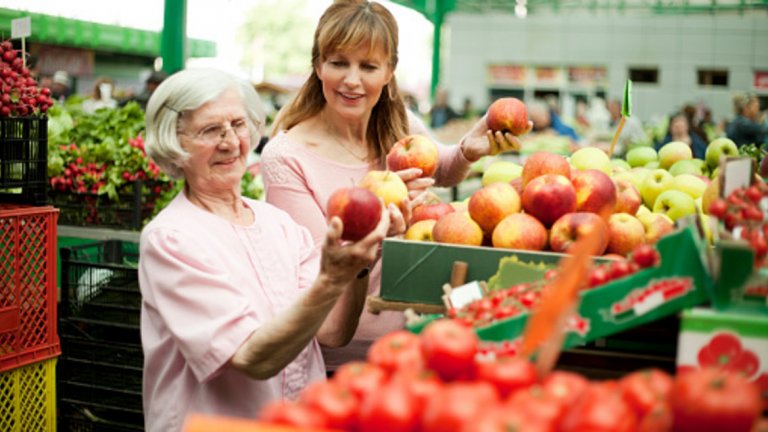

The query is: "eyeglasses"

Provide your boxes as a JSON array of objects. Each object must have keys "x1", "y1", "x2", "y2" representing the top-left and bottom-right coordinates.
[{"x1": 181, "y1": 118, "x2": 252, "y2": 146}]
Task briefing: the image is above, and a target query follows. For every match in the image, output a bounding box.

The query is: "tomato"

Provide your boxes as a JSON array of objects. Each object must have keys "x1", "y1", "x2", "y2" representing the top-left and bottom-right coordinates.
[
  {"x1": 506, "y1": 385, "x2": 566, "y2": 429},
  {"x1": 358, "y1": 381, "x2": 420, "y2": 432},
  {"x1": 422, "y1": 381, "x2": 499, "y2": 432},
  {"x1": 420, "y1": 319, "x2": 479, "y2": 381},
  {"x1": 473, "y1": 356, "x2": 537, "y2": 398},
  {"x1": 333, "y1": 361, "x2": 388, "y2": 401},
  {"x1": 619, "y1": 368, "x2": 673, "y2": 417},
  {"x1": 299, "y1": 380, "x2": 358, "y2": 429},
  {"x1": 541, "y1": 371, "x2": 590, "y2": 407},
  {"x1": 391, "y1": 368, "x2": 444, "y2": 412},
  {"x1": 608, "y1": 260, "x2": 633, "y2": 281},
  {"x1": 367, "y1": 330, "x2": 423, "y2": 374},
  {"x1": 560, "y1": 382, "x2": 638, "y2": 432},
  {"x1": 587, "y1": 265, "x2": 610, "y2": 288},
  {"x1": 638, "y1": 400, "x2": 672, "y2": 432},
  {"x1": 708, "y1": 199, "x2": 729, "y2": 219},
  {"x1": 258, "y1": 400, "x2": 328, "y2": 428},
  {"x1": 670, "y1": 368, "x2": 762, "y2": 432},
  {"x1": 631, "y1": 244, "x2": 661, "y2": 269},
  {"x1": 462, "y1": 407, "x2": 555, "y2": 432}
]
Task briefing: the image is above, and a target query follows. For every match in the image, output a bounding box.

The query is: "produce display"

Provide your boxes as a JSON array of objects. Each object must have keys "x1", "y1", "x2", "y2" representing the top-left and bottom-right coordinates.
[
  {"x1": 707, "y1": 179, "x2": 768, "y2": 265},
  {"x1": 0, "y1": 39, "x2": 53, "y2": 117},
  {"x1": 257, "y1": 318, "x2": 764, "y2": 432}
]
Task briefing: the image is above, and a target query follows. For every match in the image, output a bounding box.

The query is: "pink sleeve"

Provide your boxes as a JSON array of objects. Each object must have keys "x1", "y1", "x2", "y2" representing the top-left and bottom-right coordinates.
[
  {"x1": 407, "y1": 110, "x2": 472, "y2": 187},
  {"x1": 140, "y1": 229, "x2": 260, "y2": 382},
  {"x1": 262, "y1": 143, "x2": 329, "y2": 248}
]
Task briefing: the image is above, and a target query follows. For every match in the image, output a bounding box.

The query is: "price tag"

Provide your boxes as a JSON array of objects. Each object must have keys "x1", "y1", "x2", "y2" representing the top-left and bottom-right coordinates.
[
  {"x1": 11, "y1": 17, "x2": 31, "y2": 39},
  {"x1": 447, "y1": 281, "x2": 484, "y2": 309},
  {"x1": 720, "y1": 157, "x2": 753, "y2": 198}
]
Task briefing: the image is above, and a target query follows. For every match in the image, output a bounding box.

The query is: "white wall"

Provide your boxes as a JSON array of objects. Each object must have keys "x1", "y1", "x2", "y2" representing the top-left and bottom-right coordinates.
[{"x1": 443, "y1": 11, "x2": 768, "y2": 124}]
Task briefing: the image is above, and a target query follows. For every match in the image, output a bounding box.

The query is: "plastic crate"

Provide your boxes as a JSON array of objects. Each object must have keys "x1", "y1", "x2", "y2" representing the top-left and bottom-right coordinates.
[
  {"x1": 50, "y1": 179, "x2": 169, "y2": 230},
  {"x1": 0, "y1": 357, "x2": 57, "y2": 432},
  {"x1": 0, "y1": 117, "x2": 48, "y2": 205},
  {"x1": 0, "y1": 205, "x2": 61, "y2": 373}
]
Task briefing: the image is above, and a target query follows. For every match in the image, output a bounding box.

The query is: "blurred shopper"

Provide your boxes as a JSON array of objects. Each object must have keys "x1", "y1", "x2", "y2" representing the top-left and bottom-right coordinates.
[
  {"x1": 261, "y1": 0, "x2": 528, "y2": 373},
  {"x1": 139, "y1": 68, "x2": 391, "y2": 432},
  {"x1": 655, "y1": 111, "x2": 707, "y2": 159},
  {"x1": 132, "y1": 70, "x2": 168, "y2": 110},
  {"x1": 727, "y1": 93, "x2": 767, "y2": 147},
  {"x1": 429, "y1": 87, "x2": 460, "y2": 128},
  {"x1": 529, "y1": 99, "x2": 579, "y2": 141},
  {"x1": 82, "y1": 76, "x2": 118, "y2": 113},
  {"x1": 51, "y1": 70, "x2": 71, "y2": 103}
]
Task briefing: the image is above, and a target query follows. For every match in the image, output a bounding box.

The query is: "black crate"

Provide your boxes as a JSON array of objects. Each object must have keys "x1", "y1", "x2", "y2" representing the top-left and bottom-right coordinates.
[
  {"x1": 0, "y1": 116, "x2": 48, "y2": 205},
  {"x1": 58, "y1": 400, "x2": 144, "y2": 432},
  {"x1": 50, "y1": 180, "x2": 167, "y2": 230}
]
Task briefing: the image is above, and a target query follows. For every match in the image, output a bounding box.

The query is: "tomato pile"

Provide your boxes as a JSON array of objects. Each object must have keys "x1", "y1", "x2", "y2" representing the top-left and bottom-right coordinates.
[
  {"x1": 708, "y1": 180, "x2": 768, "y2": 265},
  {"x1": 258, "y1": 319, "x2": 763, "y2": 432},
  {"x1": 446, "y1": 244, "x2": 661, "y2": 329},
  {"x1": 0, "y1": 40, "x2": 53, "y2": 117}
]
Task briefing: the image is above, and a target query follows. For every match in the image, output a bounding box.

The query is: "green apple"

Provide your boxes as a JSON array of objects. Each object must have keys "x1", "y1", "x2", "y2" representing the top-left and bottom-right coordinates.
[
  {"x1": 673, "y1": 174, "x2": 708, "y2": 200},
  {"x1": 652, "y1": 190, "x2": 697, "y2": 221},
  {"x1": 611, "y1": 158, "x2": 631, "y2": 171},
  {"x1": 658, "y1": 141, "x2": 693, "y2": 170},
  {"x1": 482, "y1": 160, "x2": 523, "y2": 187},
  {"x1": 571, "y1": 147, "x2": 612, "y2": 174},
  {"x1": 645, "y1": 161, "x2": 660, "y2": 169},
  {"x1": 641, "y1": 169, "x2": 675, "y2": 208},
  {"x1": 710, "y1": 167, "x2": 720, "y2": 180},
  {"x1": 705, "y1": 137, "x2": 739, "y2": 169},
  {"x1": 626, "y1": 146, "x2": 658, "y2": 168},
  {"x1": 669, "y1": 159, "x2": 705, "y2": 177}
]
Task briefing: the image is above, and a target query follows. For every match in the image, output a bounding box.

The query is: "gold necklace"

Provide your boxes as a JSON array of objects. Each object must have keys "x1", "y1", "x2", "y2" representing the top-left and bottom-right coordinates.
[{"x1": 321, "y1": 112, "x2": 369, "y2": 161}]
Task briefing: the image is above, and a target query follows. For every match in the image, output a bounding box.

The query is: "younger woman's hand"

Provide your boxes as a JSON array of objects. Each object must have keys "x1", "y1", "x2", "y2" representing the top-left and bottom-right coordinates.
[{"x1": 395, "y1": 167, "x2": 435, "y2": 201}]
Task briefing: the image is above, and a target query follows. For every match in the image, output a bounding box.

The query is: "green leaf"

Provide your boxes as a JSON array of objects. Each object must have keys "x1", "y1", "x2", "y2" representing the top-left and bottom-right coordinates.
[{"x1": 621, "y1": 79, "x2": 632, "y2": 118}]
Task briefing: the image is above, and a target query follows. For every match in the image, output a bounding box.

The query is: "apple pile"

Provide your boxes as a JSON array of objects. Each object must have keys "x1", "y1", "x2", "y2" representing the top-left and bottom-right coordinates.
[
  {"x1": 258, "y1": 318, "x2": 764, "y2": 432},
  {"x1": 0, "y1": 40, "x2": 53, "y2": 117},
  {"x1": 446, "y1": 243, "x2": 661, "y2": 329},
  {"x1": 707, "y1": 179, "x2": 768, "y2": 265}
]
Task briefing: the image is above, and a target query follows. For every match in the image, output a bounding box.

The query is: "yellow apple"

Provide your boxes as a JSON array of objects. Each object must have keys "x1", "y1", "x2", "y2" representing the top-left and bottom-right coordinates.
[
  {"x1": 404, "y1": 219, "x2": 437, "y2": 242},
  {"x1": 358, "y1": 170, "x2": 408, "y2": 211},
  {"x1": 673, "y1": 174, "x2": 708, "y2": 200}
]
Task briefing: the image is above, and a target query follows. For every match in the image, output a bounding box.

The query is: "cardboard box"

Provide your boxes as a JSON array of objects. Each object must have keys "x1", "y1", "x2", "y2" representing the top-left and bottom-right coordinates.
[
  {"x1": 677, "y1": 307, "x2": 768, "y2": 410},
  {"x1": 407, "y1": 227, "x2": 713, "y2": 351},
  {"x1": 380, "y1": 239, "x2": 566, "y2": 304}
]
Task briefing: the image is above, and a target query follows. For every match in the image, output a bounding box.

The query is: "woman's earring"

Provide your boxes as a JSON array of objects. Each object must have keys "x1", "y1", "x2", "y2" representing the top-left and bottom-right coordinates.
[{"x1": 387, "y1": 84, "x2": 395, "y2": 101}]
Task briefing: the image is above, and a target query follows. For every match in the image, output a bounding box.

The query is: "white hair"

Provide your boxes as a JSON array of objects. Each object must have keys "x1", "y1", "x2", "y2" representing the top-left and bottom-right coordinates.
[{"x1": 144, "y1": 68, "x2": 266, "y2": 179}]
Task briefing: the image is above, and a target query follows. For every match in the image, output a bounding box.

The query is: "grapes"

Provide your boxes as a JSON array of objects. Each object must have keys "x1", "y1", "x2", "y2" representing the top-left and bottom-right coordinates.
[{"x1": 0, "y1": 39, "x2": 53, "y2": 118}]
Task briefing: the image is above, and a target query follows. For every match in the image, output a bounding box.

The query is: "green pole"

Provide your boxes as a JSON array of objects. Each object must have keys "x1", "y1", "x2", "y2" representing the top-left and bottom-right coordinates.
[
  {"x1": 161, "y1": 0, "x2": 186, "y2": 74},
  {"x1": 430, "y1": 2, "x2": 444, "y2": 100}
]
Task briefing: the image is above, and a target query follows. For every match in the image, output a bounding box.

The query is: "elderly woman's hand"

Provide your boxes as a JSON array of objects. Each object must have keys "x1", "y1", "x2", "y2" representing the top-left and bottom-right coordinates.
[
  {"x1": 459, "y1": 114, "x2": 532, "y2": 161},
  {"x1": 320, "y1": 207, "x2": 390, "y2": 284}
]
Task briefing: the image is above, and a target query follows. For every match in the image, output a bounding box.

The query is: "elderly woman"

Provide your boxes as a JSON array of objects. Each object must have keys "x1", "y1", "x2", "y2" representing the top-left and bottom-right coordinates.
[{"x1": 139, "y1": 68, "x2": 393, "y2": 432}]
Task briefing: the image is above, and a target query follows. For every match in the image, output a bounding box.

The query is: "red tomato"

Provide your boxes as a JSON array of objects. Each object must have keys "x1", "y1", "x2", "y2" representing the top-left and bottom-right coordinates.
[
  {"x1": 462, "y1": 407, "x2": 555, "y2": 432},
  {"x1": 638, "y1": 401, "x2": 672, "y2": 432},
  {"x1": 631, "y1": 244, "x2": 661, "y2": 269},
  {"x1": 708, "y1": 199, "x2": 729, "y2": 219},
  {"x1": 391, "y1": 368, "x2": 444, "y2": 412},
  {"x1": 333, "y1": 361, "x2": 388, "y2": 401},
  {"x1": 258, "y1": 400, "x2": 328, "y2": 428},
  {"x1": 560, "y1": 382, "x2": 638, "y2": 432},
  {"x1": 367, "y1": 330, "x2": 423, "y2": 374},
  {"x1": 506, "y1": 385, "x2": 567, "y2": 429},
  {"x1": 358, "y1": 381, "x2": 420, "y2": 432},
  {"x1": 299, "y1": 380, "x2": 358, "y2": 430},
  {"x1": 587, "y1": 265, "x2": 610, "y2": 288},
  {"x1": 422, "y1": 381, "x2": 499, "y2": 432},
  {"x1": 541, "y1": 371, "x2": 590, "y2": 407},
  {"x1": 670, "y1": 368, "x2": 762, "y2": 432},
  {"x1": 473, "y1": 356, "x2": 537, "y2": 398},
  {"x1": 619, "y1": 368, "x2": 674, "y2": 417},
  {"x1": 420, "y1": 319, "x2": 479, "y2": 381},
  {"x1": 609, "y1": 260, "x2": 633, "y2": 280}
]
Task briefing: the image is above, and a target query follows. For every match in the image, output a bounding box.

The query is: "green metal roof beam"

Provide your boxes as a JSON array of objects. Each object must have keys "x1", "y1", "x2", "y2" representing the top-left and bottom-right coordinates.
[{"x1": 0, "y1": 7, "x2": 215, "y2": 58}]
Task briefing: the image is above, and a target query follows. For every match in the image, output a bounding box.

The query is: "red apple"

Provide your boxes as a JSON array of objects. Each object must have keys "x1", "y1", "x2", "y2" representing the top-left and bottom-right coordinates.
[
  {"x1": 359, "y1": 170, "x2": 409, "y2": 212},
  {"x1": 326, "y1": 187, "x2": 382, "y2": 241},
  {"x1": 614, "y1": 178, "x2": 642, "y2": 216},
  {"x1": 522, "y1": 174, "x2": 577, "y2": 227},
  {"x1": 432, "y1": 212, "x2": 484, "y2": 246},
  {"x1": 468, "y1": 182, "x2": 521, "y2": 233},
  {"x1": 549, "y1": 212, "x2": 610, "y2": 255},
  {"x1": 492, "y1": 213, "x2": 548, "y2": 251},
  {"x1": 411, "y1": 202, "x2": 455, "y2": 225},
  {"x1": 404, "y1": 219, "x2": 437, "y2": 242},
  {"x1": 637, "y1": 212, "x2": 675, "y2": 244},
  {"x1": 571, "y1": 169, "x2": 617, "y2": 217},
  {"x1": 386, "y1": 134, "x2": 439, "y2": 178},
  {"x1": 606, "y1": 213, "x2": 646, "y2": 256},
  {"x1": 521, "y1": 151, "x2": 571, "y2": 187},
  {"x1": 486, "y1": 97, "x2": 530, "y2": 136}
]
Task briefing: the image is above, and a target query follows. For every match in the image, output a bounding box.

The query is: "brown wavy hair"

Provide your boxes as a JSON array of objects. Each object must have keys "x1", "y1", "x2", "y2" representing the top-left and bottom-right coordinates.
[{"x1": 271, "y1": 0, "x2": 408, "y2": 162}]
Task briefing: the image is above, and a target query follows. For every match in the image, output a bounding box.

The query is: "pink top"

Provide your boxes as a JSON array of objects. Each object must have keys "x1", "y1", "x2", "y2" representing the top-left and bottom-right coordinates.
[
  {"x1": 260, "y1": 117, "x2": 472, "y2": 369},
  {"x1": 139, "y1": 192, "x2": 325, "y2": 432}
]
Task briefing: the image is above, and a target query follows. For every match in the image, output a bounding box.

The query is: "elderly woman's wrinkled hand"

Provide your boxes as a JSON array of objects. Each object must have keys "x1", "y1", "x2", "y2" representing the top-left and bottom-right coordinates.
[{"x1": 320, "y1": 207, "x2": 390, "y2": 284}]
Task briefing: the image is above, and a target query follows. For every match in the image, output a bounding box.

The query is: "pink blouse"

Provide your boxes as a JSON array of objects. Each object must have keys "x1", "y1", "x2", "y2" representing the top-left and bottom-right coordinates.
[
  {"x1": 260, "y1": 118, "x2": 472, "y2": 370},
  {"x1": 139, "y1": 192, "x2": 325, "y2": 432}
]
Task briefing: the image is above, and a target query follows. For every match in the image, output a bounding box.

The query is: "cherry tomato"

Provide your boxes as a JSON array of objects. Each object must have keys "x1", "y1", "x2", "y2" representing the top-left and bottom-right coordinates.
[{"x1": 631, "y1": 244, "x2": 661, "y2": 269}]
